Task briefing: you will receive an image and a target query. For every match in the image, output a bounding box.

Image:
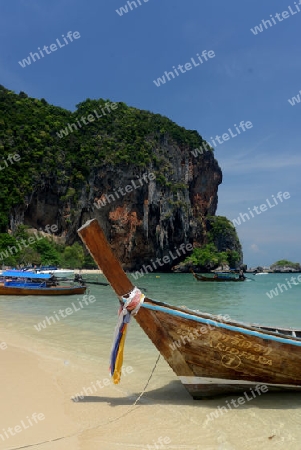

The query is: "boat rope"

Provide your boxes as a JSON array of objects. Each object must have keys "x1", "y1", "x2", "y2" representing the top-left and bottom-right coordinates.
[
  {"x1": 106, "y1": 352, "x2": 161, "y2": 423},
  {"x1": 4, "y1": 353, "x2": 161, "y2": 450}
]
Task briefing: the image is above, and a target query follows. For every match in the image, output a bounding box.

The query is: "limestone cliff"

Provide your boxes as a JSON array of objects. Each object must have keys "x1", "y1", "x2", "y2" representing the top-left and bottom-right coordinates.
[
  {"x1": 0, "y1": 86, "x2": 242, "y2": 270},
  {"x1": 20, "y1": 145, "x2": 223, "y2": 271}
]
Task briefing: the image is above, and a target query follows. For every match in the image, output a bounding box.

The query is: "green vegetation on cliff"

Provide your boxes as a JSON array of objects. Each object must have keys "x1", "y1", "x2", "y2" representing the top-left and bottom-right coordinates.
[
  {"x1": 0, "y1": 85, "x2": 241, "y2": 270},
  {"x1": 183, "y1": 216, "x2": 241, "y2": 270},
  {"x1": 0, "y1": 85, "x2": 211, "y2": 232},
  {"x1": 0, "y1": 226, "x2": 96, "y2": 269},
  {"x1": 184, "y1": 244, "x2": 240, "y2": 271},
  {"x1": 271, "y1": 260, "x2": 301, "y2": 270}
]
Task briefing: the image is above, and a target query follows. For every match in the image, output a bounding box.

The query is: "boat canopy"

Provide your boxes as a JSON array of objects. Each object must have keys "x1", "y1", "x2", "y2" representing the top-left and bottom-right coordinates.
[{"x1": 2, "y1": 270, "x2": 52, "y2": 279}]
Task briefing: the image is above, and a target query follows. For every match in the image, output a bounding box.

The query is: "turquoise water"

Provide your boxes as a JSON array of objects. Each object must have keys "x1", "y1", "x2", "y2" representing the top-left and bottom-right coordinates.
[{"x1": 0, "y1": 273, "x2": 300, "y2": 364}]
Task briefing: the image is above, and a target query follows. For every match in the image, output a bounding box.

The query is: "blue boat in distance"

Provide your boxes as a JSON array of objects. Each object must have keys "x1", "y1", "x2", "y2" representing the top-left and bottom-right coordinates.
[
  {"x1": 190, "y1": 269, "x2": 245, "y2": 282},
  {"x1": 0, "y1": 270, "x2": 86, "y2": 296},
  {"x1": 3, "y1": 270, "x2": 52, "y2": 279}
]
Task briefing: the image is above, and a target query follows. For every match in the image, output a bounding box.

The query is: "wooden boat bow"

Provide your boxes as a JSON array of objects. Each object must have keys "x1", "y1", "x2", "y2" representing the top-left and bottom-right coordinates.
[
  {"x1": 78, "y1": 219, "x2": 195, "y2": 377},
  {"x1": 78, "y1": 219, "x2": 301, "y2": 399},
  {"x1": 78, "y1": 219, "x2": 133, "y2": 299}
]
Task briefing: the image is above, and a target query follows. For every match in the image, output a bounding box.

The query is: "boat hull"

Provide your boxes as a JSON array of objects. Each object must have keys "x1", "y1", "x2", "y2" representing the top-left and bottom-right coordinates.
[
  {"x1": 0, "y1": 285, "x2": 86, "y2": 295},
  {"x1": 190, "y1": 269, "x2": 245, "y2": 282},
  {"x1": 36, "y1": 269, "x2": 75, "y2": 278},
  {"x1": 198, "y1": 275, "x2": 244, "y2": 282},
  {"x1": 134, "y1": 304, "x2": 301, "y2": 398},
  {"x1": 77, "y1": 219, "x2": 301, "y2": 399}
]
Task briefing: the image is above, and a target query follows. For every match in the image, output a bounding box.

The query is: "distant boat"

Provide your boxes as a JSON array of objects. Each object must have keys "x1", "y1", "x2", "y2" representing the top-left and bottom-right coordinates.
[
  {"x1": 35, "y1": 268, "x2": 75, "y2": 278},
  {"x1": 254, "y1": 272, "x2": 269, "y2": 276},
  {"x1": 190, "y1": 269, "x2": 245, "y2": 282},
  {"x1": 77, "y1": 219, "x2": 301, "y2": 399},
  {"x1": 0, "y1": 270, "x2": 86, "y2": 295}
]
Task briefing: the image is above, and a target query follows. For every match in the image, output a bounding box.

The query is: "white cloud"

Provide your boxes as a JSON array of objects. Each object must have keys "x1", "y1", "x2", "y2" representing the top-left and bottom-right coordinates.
[
  {"x1": 250, "y1": 244, "x2": 259, "y2": 253},
  {"x1": 219, "y1": 152, "x2": 301, "y2": 174}
]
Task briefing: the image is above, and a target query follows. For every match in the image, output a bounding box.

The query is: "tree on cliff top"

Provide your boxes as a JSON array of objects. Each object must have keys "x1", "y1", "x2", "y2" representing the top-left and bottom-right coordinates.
[
  {"x1": 271, "y1": 260, "x2": 301, "y2": 270},
  {"x1": 183, "y1": 244, "x2": 240, "y2": 271},
  {"x1": 181, "y1": 216, "x2": 241, "y2": 270}
]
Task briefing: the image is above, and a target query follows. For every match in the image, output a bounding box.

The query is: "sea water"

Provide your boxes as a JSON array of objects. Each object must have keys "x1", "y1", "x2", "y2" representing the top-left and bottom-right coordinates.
[
  {"x1": 0, "y1": 273, "x2": 301, "y2": 362},
  {"x1": 1, "y1": 273, "x2": 301, "y2": 449}
]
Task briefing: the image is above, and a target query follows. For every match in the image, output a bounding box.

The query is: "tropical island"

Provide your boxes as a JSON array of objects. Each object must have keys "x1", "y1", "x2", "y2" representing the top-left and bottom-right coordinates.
[
  {"x1": 0, "y1": 85, "x2": 299, "y2": 274},
  {"x1": 246, "y1": 260, "x2": 301, "y2": 274},
  {"x1": 0, "y1": 84, "x2": 246, "y2": 272}
]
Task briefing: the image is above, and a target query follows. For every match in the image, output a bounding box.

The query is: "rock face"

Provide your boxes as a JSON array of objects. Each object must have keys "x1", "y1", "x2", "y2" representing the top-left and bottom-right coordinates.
[
  {"x1": 20, "y1": 142, "x2": 224, "y2": 271},
  {"x1": 1, "y1": 86, "x2": 242, "y2": 271}
]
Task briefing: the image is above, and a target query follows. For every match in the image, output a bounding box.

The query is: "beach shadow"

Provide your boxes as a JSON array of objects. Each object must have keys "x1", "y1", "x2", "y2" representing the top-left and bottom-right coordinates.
[
  {"x1": 72, "y1": 395, "x2": 145, "y2": 405},
  {"x1": 71, "y1": 380, "x2": 301, "y2": 410},
  {"x1": 71, "y1": 380, "x2": 190, "y2": 405}
]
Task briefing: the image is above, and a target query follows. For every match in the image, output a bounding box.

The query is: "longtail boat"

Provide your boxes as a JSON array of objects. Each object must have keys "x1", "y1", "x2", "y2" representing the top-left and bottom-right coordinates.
[
  {"x1": 0, "y1": 271, "x2": 86, "y2": 295},
  {"x1": 190, "y1": 269, "x2": 245, "y2": 282},
  {"x1": 35, "y1": 268, "x2": 75, "y2": 279},
  {"x1": 78, "y1": 219, "x2": 301, "y2": 399}
]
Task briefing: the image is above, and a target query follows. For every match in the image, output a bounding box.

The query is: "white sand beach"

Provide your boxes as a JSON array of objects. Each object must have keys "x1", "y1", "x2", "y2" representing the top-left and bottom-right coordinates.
[{"x1": 1, "y1": 321, "x2": 301, "y2": 450}]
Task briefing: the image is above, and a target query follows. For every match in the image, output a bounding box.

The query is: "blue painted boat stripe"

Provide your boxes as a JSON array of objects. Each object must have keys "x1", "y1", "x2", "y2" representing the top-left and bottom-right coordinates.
[
  {"x1": 140, "y1": 302, "x2": 301, "y2": 347},
  {"x1": 2, "y1": 270, "x2": 52, "y2": 279}
]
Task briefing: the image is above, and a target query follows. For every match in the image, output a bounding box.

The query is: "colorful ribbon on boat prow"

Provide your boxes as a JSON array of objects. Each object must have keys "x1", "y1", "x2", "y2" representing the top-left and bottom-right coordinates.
[{"x1": 110, "y1": 287, "x2": 145, "y2": 384}]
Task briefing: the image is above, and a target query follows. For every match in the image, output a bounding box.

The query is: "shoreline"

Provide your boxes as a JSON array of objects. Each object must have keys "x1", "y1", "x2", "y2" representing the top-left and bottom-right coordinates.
[
  {"x1": 74, "y1": 269, "x2": 103, "y2": 275},
  {"x1": 2, "y1": 268, "x2": 300, "y2": 277},
  {"x1": 1, "y1": 308, "x2": 301, "y2": 449}
]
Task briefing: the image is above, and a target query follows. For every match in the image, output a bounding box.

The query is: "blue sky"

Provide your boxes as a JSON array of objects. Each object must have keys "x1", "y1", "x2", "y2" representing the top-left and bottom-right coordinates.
[{"x1": 1, "y1": 0, "x2": 300, "y2": 267}]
